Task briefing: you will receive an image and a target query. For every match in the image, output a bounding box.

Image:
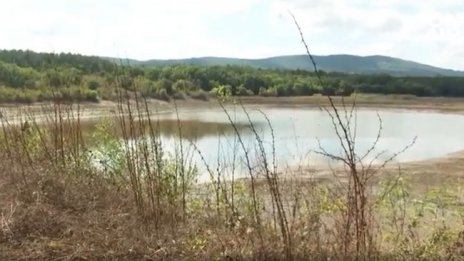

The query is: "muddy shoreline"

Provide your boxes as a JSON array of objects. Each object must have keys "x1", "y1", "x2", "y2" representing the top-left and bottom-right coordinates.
[
  {"x1": 1, "y1": 95, "x2": 464, "y2": 183},
  {"x1": 2, "y1": 95, "x2": 464, "y2": 121}
]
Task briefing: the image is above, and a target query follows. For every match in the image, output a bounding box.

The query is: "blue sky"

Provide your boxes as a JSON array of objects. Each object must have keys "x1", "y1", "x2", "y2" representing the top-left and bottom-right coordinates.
[{"x1": 1, "y1": 0, "x2": 463, "y2": 70}]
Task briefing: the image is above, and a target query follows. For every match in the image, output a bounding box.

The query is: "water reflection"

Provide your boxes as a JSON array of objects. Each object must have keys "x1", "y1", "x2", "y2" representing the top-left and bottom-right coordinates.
[
  {"x1": 80, "y1": 117, "x2": 255, "y2": 140},
  {"x1": 85, "y1": 107, "x2": 464, "y2": 182}
]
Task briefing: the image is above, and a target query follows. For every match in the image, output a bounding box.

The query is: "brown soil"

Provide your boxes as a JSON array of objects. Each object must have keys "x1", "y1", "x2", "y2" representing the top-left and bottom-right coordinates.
[
  {"x1": 2, "y1": 95, "x2": 464, "y2": 183},
  {"x1": 1, "y1": 95, "x2": 464, "y2": 260}
]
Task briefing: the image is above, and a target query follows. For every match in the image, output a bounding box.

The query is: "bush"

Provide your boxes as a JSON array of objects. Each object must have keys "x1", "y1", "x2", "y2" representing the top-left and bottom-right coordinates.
[
  {"x1": 293, "y1": 82, "x2": 315, "y2": 96},
  {"x1": 189, "y1": 90, "x2": 209, "y2": 101},
  {"x1": 119, "y1": 75, "x2": 133, "y2": 89},
  {"x1": 321, "y1": 86, "x2": 336, "y2": 96},
  {"x1": 98, "y1": 86, "x2": 118, "y2": 101},
  {"x1": 15, "y1": 92, "x2": 36, "y2": 103},
  {"x1": 156, "y1": 79, "x2": 174, "y2": 95},
  {"x1": 259, "y1": 87, "x2": 278, "y2": 97},
  {"x1": 0, "y1": 61, "x2": 40, "y2": 88},
  {"x1": 0, "y1": 86, "x2": 16, "y2": 103},
  {"x1": 172, "y1": 91, "x2": 187, "y2": 100},
  {"x1": 210, "y1": 85, "x2": 232, "y2": 98},
  {"x1": 236, "y1": 85, "x2": 254, "y2": 96},
  {"x1": 156, "y1": 88, "x2": 171, "y2": 101},
  {"x1": 173, "y1": 79, "x2": 195, "y2": 92},
  {"x1": 83, "y1": 89, "x2": 99, "y2": 102},
  {"x1": 147, "y1": 88, "x2": 170, "y2": 102},
  {"x1": 87, "y1": 80, "x2": 100, "y2": 90},
  {"x1": 52, "y1": 86, "x2": 100, "y2": 103}
]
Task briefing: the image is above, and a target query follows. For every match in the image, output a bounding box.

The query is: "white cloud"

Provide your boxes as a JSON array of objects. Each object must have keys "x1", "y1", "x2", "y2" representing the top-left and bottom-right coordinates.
[
  {"x1": 0, "y1": 0, "x2": 463, "y2": 69},
  {"x1": 272, "y1": 0, "x2": 464, "y2": 69}
]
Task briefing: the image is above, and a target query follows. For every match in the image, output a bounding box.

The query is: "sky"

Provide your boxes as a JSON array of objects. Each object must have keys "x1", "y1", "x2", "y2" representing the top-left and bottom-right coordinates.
[{"x1": 0, "y1": 0, "x2": 463, "y2": 70}]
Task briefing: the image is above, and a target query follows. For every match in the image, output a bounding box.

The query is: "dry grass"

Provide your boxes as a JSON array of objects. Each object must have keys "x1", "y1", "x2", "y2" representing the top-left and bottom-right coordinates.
[
  {"x1": 0, "y1": 100, "x2": 463, "y2": 261},
  {"x1": 1, "y1": 69, "x2": 464, "y2": 260}
]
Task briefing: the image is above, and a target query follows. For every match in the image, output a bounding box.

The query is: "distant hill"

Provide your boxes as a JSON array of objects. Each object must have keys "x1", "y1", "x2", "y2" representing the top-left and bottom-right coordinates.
[
  {"x1": 128, "y1": 54, "x2": 464, "y2": 77},
  {"x1": 2, "y1": 49, "x2": 462, "y2": 77}
]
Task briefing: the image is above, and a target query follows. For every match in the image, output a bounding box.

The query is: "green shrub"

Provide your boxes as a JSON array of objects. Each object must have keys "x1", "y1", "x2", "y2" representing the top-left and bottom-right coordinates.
[
  {"x1": 90, "y1": 118, "x2": 126, "y2": 182},
  {"x1": 210, "y1": 85, "x2": 232, "y2": 99},
  {"x1": 293, "y1": 82, "x2": 315, "y2": 96},
  {"x1": 87, "y1": 80, "x2": 101, "y2": 90},
  {"x1": 173, "y1": 79, "x2": 195, "y2": 92},
  {"x1": 236, "y1": 85, "x2": 254, "y2": 96},
  {"x1": 259, "y1": 87, "x2": 277, "y2": 97},
  {"x1": 83, "y1": 89, "x2": 99, "y2": 102}
]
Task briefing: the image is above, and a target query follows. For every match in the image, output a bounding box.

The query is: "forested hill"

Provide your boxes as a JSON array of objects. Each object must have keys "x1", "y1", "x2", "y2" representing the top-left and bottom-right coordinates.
[
  {"x1": 136, "y1": 55, "x2": 464, "y2": 77},
  {"x1": 0, "y1": 49, "x2": 115, "y2": 73},
  {"x1": 3, "y1": 49, "x2": 462, "y2": 77},
  {"x1": 1, "y1": 49, "x2": 464, "y2": 104}
]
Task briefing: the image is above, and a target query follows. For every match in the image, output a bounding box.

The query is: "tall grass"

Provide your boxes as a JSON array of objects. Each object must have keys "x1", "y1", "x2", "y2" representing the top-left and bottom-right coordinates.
[{"x1": 0, "y1": 59, "x2": 463, "y2": 260}]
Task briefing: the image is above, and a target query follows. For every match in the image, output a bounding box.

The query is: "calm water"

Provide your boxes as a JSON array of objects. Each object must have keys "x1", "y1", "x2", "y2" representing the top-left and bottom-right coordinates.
[{"x1": 138, "y1": 107, "x2": 464, "y2": 181}]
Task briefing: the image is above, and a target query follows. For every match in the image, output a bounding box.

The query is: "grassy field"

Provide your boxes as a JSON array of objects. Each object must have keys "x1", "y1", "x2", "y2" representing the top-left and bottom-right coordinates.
[{"x1": 1, "y1": 95, "x2": 464, "y2": 260}]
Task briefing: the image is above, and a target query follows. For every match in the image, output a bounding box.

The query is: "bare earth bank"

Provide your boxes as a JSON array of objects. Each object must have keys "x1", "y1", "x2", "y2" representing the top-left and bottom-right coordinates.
[{"x1": 1, "y1": 95, "x2": 464, "y2": 183}]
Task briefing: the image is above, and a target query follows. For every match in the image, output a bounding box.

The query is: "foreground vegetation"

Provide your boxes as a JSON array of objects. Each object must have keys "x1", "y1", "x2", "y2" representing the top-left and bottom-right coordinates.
[
  {"x1": 1, "y1": 41, "x2": 464, "y2": 260},
  {"x1": 1, "y1": 90, "x2": 464, "y2": 260},
  {"x1": 1, "y1": 49, "x2": 464, "y2": 104}
]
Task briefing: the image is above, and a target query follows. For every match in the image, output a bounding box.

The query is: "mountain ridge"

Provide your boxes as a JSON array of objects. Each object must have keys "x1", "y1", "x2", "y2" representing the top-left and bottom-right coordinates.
[
  {"x1": 123, "y1": 54, "x2": 464, "y2": 77},
  {"x1": 1, "y1": 49, "x2": 462, "y2": 77}
]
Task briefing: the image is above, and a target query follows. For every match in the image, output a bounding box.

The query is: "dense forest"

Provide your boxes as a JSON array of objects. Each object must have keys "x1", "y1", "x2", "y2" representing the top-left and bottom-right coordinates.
[{"x1": 0, "y1": 49, "x2": 464, "y2": 103}]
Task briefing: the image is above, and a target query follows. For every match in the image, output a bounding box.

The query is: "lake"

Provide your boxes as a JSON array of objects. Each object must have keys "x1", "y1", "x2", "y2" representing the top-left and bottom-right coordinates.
[{"x1": 143, "y1": 106, "x2": 464, "y2": 182}]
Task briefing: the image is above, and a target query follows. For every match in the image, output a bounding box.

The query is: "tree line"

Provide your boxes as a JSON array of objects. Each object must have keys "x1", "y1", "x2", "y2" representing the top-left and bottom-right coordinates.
[{"x1": 0, "y1": 49, "x2": 463, "y2": 103}]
